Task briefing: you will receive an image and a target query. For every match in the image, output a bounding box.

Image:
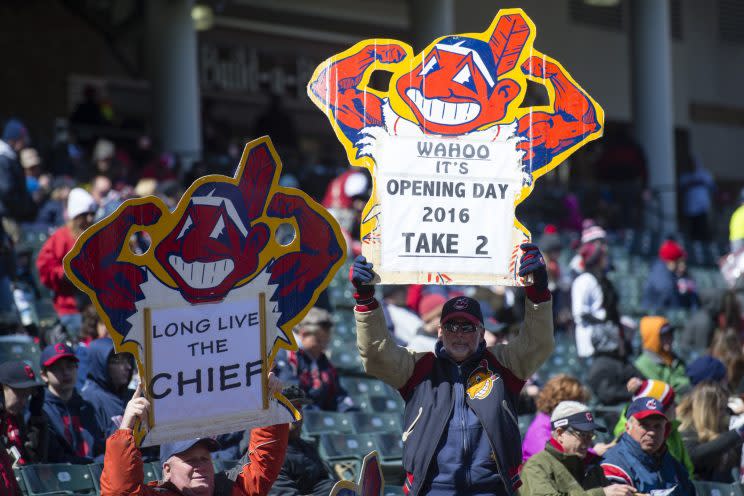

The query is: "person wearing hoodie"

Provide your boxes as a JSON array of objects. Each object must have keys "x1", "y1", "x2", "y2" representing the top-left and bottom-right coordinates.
[
  {"x1": 642, "y1": 240, "x2": 699, "y2": 314},
  {"x1": 40, "y1": 342, "x2": 104, "y2": 463},
  {"x1": 81, "y1": 337, "x2": 134, "y2": 437},
  {"x1": 586, "y1": 320, "x2": 643, "y2": 408},
  {"x1": 635, "y1": 316, "x2": 690, "y2": 394},
  {"x1": 36, "y1": 187, "x2": 97, "y2": 337}
]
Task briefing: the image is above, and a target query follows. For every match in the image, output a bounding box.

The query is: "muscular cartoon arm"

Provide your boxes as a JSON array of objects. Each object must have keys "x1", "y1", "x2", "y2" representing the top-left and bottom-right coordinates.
[
  {"x1": 517, "y1": 56, "x2": 601, "y2": 173},
  {"x1": 309, "y1": 43, "x2": 408, "y2": 142},
  {"x1": 266, "y1": 193, "x2": 344, "y2": 326},
  {"x1": 68, "y1": 203, "x2": 161, "y2": 336}
]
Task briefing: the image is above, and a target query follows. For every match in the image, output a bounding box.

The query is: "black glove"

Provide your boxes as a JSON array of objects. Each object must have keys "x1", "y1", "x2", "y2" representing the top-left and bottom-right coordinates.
[
  {"x1": 29, "y1": 387, "x2": 45, "y2": 417},
  {"x1": 519, "y1": 243, "x2": 550, "y2": 301},
  {"x1": 349, "y1": 255, "x2": 375, "y2": 305}
]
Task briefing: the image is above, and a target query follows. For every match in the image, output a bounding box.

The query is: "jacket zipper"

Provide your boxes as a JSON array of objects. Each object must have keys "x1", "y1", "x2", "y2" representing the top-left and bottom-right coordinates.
[
  {"x1": 458, "y1": 365, "x2": 471, "y2": 488},
  {"x1": 402, "y1": 407, "x2": 423, "y2": 442},
  {"x1": 416, "y1": 391, "x2": 455, "y2": 495}
]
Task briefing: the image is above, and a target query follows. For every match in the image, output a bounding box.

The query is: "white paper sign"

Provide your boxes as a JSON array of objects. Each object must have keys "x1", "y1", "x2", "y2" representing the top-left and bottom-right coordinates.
[
  {"x1": 143, "y1": 297, "x2": 267, "y2": 445},
  {"x1": 376, "y1": 134, "x2": 522, "y2": 276}
]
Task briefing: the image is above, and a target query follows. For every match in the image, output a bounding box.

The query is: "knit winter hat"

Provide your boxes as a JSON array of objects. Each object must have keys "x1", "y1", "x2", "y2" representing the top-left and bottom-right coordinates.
[
  {"x1": 66, "y1": 188, "x2": 97, "y2": 220},
  {"x1": 658, "y1": 240, "x2": 686, "y2": 262},
  {"x1": 2, "y1": 119, "x2": 28, "y2": 141},
  {"x1": 632, "y1": 380, "x2": 675, "y2": 410},
  {"x1": 686, "y1": 355, "x2": 726, "y2": 386}
]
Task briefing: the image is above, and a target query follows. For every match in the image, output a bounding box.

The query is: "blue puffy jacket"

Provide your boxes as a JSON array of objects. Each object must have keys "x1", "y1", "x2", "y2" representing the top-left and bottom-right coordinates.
[
  {"x1": 81, "y1": 338, "x2": 134, "y2": 437},
  {"x1": 601, "y1": 433, "x2": 695, "y2": 496}
]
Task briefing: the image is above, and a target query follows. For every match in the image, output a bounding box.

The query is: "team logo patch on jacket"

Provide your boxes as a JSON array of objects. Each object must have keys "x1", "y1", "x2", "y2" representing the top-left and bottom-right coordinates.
[{"x1": 466, "y1": 359, "x2": 497, "y2": 400}]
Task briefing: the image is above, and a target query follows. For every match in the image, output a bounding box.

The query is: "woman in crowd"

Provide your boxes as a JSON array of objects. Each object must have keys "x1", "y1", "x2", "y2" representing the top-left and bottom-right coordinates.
[
  {"x1": 677, "y1": 381, "x2": 744, "y2": 482},
  {"x1": 522, "y1": 374, "x2": 590, "y2": 462}
]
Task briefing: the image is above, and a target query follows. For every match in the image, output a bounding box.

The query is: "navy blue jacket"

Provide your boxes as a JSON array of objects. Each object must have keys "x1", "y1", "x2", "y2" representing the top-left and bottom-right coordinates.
[
  {"x1": 42, "y1": 388, "x2": 104, "y2": 464},
  {"x1": 81, "y1": 338, "x2": 134, "y2": 438},
  {"x1": 602, "y1": 433, "x2": 695, "y2": 496},
  {"x1": 400, "y1": 341, "x2": 524, "y2": 496}
]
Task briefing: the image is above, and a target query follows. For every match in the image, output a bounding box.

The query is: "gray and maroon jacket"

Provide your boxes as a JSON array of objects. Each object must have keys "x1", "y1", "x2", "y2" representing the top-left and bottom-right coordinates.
[{"x1": 354, "y1": 291, "x2": 553, "y2": 496}]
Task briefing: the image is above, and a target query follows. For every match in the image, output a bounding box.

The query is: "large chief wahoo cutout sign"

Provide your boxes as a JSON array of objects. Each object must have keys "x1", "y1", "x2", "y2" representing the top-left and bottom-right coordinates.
[
  {"x1": 64, "y1": 137, "x2": 346, "y2": 446},
  {"x1": 309, "y1": 8, "x2": 603, "y2": 285}
]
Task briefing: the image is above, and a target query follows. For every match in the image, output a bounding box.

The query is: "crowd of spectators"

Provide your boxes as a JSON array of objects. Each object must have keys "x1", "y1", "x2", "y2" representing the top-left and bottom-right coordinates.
[{"x1": 1, "y1": 104, "x2": 744, "y2": 496}]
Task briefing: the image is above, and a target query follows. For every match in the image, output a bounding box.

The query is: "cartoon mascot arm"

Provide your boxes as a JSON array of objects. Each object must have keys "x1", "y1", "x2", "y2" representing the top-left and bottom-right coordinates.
[
  {"x1": 309, "y1": 42, "x2": 408, "y2": 143},
  {"x1": 69, "y1": 203, "x2": 162, "y2": 336},
  {"x1": 516, "y1": 56, "x2": 601, "y2": 174},
  {"x1": 266, "y1": 193, "x2": 344, "y2": 326}
]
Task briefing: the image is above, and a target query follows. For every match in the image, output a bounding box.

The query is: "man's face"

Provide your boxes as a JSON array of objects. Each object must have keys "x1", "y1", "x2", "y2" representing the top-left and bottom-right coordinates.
[
  {"x1": 660, "y1": 332, "x2": 673, "y2": 354},
  {"x1": 555, "y1": 427, "x2": 593, "y2": 458},
  {"x1": 163, "y1": 444, "x2": 215, "y2": 496},
  {"x1": 107, "y1": 353, "x2": 133, "y2": 390},
  {"x1": 300, "y1": 327, "x2": 331, "y2": 357},
  {"x1": 626, "y1": 415, "x2": 667, "y2": 454},
  {"x1": 41, "y1": 358, "x2": 78, "y2": 396},
  {"x1": 2, "y1": 384, "x2": 32, "y2": 416},
  {"x1": 439, "y1": 318, "x2": 484, "y2": 363}
]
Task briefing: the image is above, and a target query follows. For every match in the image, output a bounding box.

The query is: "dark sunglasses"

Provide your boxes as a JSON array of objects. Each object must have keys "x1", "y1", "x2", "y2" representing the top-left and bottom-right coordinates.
[{"x1": 442, "y1": 322, "x2": 479, "y2": 334}]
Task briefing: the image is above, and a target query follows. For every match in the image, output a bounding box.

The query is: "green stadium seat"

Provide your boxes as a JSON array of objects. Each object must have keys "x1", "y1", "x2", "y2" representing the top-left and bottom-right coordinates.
[
  {"x1": 692, "y1": 481, "x2": 744, "y2": 496},
  {"x1": 0, "y1": 335, "x2": 42, "y2": 376},
  {"x1": 340, "y1": 376, "x2": 389, "y2": 397},
  {"x1": 368, "y1": 394, "x2": 404, "y2": 414},
  {"x1": 518, "y1": 414, "x2": 534, "y2": 438},
  {"x1": 384, "y1": 486, "x2": 406, "y2": 496},
  {"x1": 373, "y1": 433, "x2": 403, "y2": 461},
  {"x1": 150, "y1": 461, "x2": 163, "y2": 480},
  {"x1": 13, "y1": 467, "x2": 26, "y2": 494},
  {"x1": 302, "y1": 410, "x2": 355, "y2": 436},
  {"x1": 351, "y1": 412, "x2": 401, "y2": 434},
  {"x1": 21, "y1": 463, "x2": 97, "y2": 495},
  {"x1": 318, "y1": 433, "x2": 378, "y2": 461},
  {"x1": 88, "y1": 463, "x2": 103, "y2": 493}
]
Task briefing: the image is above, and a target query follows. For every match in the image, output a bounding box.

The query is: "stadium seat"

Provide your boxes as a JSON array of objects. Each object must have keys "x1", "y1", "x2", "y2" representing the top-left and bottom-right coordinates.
[
  {"x1": 319, "y1": 433, "x2": 378, "y2": 461},
  {"x1": 692, "y1": 481, "x2": 744, "y2": 496},
  {"x1": 302, "y1": 410, "x2": 355, "y2": 436},
  {"x1": 368, "y1": 394, "x2": 404, "y2": 414},
  {"x1": 384, "y1": 486, "x2": 406, "y2": 496},
  {"x1": 21, "y1": 463, "x2": 97, "y2": 495},
  {"x1": 150, "y1": 461, "x2": 163, "y2": 480},
  {"x1": 13, "y1": 467, "x2": 26, "y2": 494},
  {"x1": 518, "y1": 414, "x2": 534, "y2": 438},
  {"x1": 0, "y1": 335, "x2": 42, "y2": 376},
  {"x1": 351, "y1": 412, "x2": 401, "y2": 434},
  {"x1": 88, "y1": 463, "x2": 103, "y2": 493},
  {"x1": 373, "y1": 433, "x2": 403, "y2": 462},
  {"x1": 340, "y1": 376, "x2": 389, "y2": 397}
]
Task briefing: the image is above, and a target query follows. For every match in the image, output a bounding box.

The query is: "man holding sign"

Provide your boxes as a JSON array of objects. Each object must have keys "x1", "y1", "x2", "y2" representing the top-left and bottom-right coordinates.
[
  {"x1": 100, "y1": 373, "x2": 288, "y2": 496},
  {"x1": 350, "y1": 243, "x2": 553, "y2": 496}
]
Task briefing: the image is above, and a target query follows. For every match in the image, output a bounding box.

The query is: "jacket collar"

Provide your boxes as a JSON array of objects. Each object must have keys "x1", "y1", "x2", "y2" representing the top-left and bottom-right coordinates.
[
  {"x1": 619, "y1": 432, "x2": 663, "y2": 468},
  {"x1": 546, "y1": 438, "x2": 599, "y2": 469},
  {"x1": 435, "y1": 339, "x2": 486, "y2": 371}
]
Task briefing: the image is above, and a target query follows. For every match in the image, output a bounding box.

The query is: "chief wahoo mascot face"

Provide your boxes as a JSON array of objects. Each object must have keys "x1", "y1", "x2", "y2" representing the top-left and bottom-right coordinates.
[{"x1": 64, "y1": 137, "x2": 346, "y2": 358}]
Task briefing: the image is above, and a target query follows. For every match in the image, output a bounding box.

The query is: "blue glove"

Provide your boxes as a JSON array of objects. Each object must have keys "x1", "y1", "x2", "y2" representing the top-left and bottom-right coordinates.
[
  {"x1": 349, "y1": 255, "x2": 375, "y2": 304},
  {"x1": 519, "y1": 242, "x2": 549, "y2": 297}
]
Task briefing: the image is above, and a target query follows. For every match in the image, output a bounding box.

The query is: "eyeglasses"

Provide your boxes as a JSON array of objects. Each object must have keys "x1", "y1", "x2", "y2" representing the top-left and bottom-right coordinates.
[
  {"x1": 442, "y1": 322, "x2": 479, "y2": 334},
  {"x1": 567, "y1": 428, "x2": 596, "y2": 441}
]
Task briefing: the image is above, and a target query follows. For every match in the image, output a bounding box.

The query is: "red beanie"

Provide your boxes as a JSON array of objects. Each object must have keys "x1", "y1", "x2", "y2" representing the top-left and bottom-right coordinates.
[
  {"x1": 658, "y1": 240, "x2": 686, "y2": 262},
  {"x1": 418, "y1": 293, "x2": 447, "y2": 322}
]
